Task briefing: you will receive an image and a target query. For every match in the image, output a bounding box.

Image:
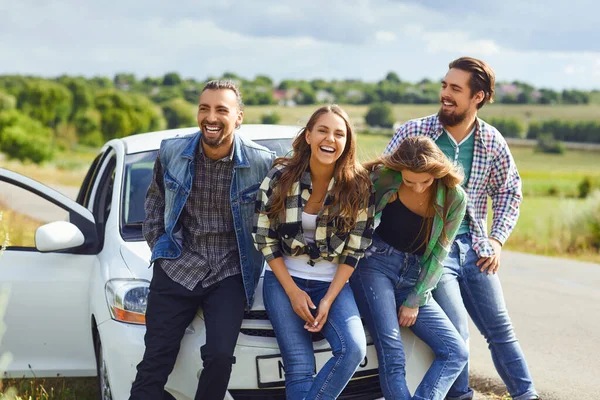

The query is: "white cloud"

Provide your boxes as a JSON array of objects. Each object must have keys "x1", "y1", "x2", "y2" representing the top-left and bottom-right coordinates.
[
  {"x1": 564, "y1": 65, "x2": 576, "y2": 75},
  {"x1": 0, "y1": 0, "x2": 599, "y2": 89},
  {"x1": 375, "y1": 31, "x2": 396, "y2": 42}
]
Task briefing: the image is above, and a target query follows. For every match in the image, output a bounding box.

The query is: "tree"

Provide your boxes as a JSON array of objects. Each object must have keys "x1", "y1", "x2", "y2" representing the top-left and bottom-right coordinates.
[
  {"x1": 113, "y1": 73, "x2": 136, "y2": 88},
  {"x1": 63, "y1": 78, "x2": 93, "y2": 118},
  {"x1": 365, "y1": 103, "x2": 395, "y2": 128},
  {"x1": 161, "y1": 98, "x2": 196, "y2": 129},
  {"x1": 0, "y1": 91, "x2": 16, "y2": 111},
  {"x1": 384, "y1": 72, "x2": 401, "y2": 84},
  {"x1": 260, "y1": 112, "x2": 281, "y2": 125},
  {"x1": 488, "y1": 117, "x2": 525, "y2": 138},
  {"x1": 162, "y1": 72, "x2": 182, "y2": 86},
  {"x1": 253, "y1": 75, "x2": 273, "y2": 87},
  {"x1": 0, "y1": 110, "x2": 54, "y2": 163},
  {"x1": 17, "y1": 80, "x2": 73, "y2": 128}
]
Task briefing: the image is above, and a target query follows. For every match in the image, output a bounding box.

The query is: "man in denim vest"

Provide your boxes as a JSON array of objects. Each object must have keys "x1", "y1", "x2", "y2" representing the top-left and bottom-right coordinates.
[
  {"x1": 385, "y1": 58, "x2": 539, "y2": 400},
  {"x1": 130, "y1": 80, "x2": 276, "y2": 400}
]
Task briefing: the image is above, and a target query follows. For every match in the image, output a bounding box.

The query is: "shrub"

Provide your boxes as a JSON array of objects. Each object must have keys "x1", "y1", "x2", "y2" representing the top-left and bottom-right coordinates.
[
  {"x1": 535, "y1": 133, "x2": 566, "y2": 154},
  {"x1": 0, "y1": 110, "x2": 55, "y2": 163},
  {"x1": 0, "y1": 91, "x2": 16, "y2": 112},
  {"x1": 161, "y1": 98, "x2": 196, "y2": 129},
  {"x1": 579, "y1": 177, "x2": 592, "y2": 199},
  {"x1": 1, "y1": 124, "x2": 53, "y2": 163},
  {"x1": 488, "y1": 117, "x2": 525, "y2": 138},
  {"x1": 260, "y1": 112, "x2": 281, "y2": 125},
  {"x1": 365, "y1": 102, "x2": 395, "y2": 128}
]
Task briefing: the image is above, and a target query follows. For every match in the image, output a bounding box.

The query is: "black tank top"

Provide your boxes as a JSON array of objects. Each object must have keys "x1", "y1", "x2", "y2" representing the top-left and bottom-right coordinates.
[{"x1": 375, "y1": 197, "x2": 431, "y2": 256}]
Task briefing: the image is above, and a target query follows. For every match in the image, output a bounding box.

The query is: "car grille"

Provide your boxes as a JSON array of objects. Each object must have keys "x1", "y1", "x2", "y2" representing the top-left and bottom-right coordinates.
[
  {"x1": 241, "y1": 310, "x2": 325, "y2": 342},
  {"x1": 229, "y1": 375, "x2": 382, "y2": 399}
]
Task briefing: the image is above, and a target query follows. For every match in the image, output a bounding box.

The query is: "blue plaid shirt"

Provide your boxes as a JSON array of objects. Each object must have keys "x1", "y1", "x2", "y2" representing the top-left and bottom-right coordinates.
[{"x1": 384, "y1": 114, "x2": 522, "y2": 257}]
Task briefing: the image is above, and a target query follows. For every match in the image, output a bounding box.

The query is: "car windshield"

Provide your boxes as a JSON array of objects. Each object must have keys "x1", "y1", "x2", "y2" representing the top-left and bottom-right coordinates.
[{"x1": 120, "y1": 138, "x2": 294, "y2": 241}]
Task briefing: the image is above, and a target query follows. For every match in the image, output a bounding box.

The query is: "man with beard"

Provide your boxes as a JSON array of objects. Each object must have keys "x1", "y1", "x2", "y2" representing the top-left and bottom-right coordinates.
[
  {"x1": 384, "y1": 57, "x2": 539, "y2": 400},
  {"x1": 130, "y1": 80, "x2": 276, "y2": 400}
]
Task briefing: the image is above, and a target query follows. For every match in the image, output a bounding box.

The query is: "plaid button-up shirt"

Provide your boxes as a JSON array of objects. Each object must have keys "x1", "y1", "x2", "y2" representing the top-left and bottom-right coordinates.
[
  {"x1": 143, "y1": 145, "x2": 241, "y2": 290},
  {"x1": 253, "y1": 165, "x2": 375, "y2": 268},
  {"x1": 372, "y1": 167, "x2": 467, "y2": 307},
  {"x1": 384, "y1": 114, "x2": 522, "y2": 258}
]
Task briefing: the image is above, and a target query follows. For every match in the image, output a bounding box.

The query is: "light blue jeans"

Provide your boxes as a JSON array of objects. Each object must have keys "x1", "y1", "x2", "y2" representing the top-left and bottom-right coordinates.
[
  {"x1": 263, "y1": 270, "x2": 367, "y2": 400},
  {"x1": 350, "y1": 234, "x2": 468, "y2": 400},
  {"x1": 432, "y1": 233, "x2": 538, "y2": 400}
]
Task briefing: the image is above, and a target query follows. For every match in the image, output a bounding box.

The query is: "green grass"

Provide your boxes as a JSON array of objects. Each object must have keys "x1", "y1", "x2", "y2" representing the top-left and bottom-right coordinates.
[
  {"x1": 503, "y1": 196, "x2": 600, "y2": 263},
  {"x1": 0, "y1": 377, "x2": 97, "y2": 400},
  {"x1": 243, "y1": 104, "x2": 600, "y2": 128}
]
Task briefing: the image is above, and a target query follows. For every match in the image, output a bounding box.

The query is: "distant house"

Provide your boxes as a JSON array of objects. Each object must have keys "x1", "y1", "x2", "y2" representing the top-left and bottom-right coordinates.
[
  {"x1": 316, "y1": 90, "x2": 335, "y2": 103},
  {"x1": 274, "y1": 89, "x2": 298, "y2": 107},
  {"x1": 496, "y1": 83, "x2": 520, "y2": 98},
  {"x1": 345, "y1": 89, "x2": 364, "y2": 102}
]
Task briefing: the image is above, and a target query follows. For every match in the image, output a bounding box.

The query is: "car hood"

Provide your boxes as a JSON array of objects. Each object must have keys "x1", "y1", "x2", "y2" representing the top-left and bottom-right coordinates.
[
  {"x1": 119, "y1": 241, "x2": 268, "y2": 311},
  {"x1": 119, "y1": 241, "x2": 152, "y2": 281}
]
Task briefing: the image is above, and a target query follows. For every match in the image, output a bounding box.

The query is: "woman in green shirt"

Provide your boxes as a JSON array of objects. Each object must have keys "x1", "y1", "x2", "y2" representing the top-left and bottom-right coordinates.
[{"x1": 350, "y1": 136, "x2": 468, "y2": 400}]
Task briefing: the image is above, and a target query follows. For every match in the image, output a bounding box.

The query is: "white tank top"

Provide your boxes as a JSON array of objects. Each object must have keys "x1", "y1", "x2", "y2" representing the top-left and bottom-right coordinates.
[{"x1": 265, "y1": 212, "x2": 338, "y2": 282}]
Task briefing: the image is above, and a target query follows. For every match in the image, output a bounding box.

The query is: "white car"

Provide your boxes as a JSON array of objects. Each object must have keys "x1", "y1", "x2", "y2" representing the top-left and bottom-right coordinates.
[{"x1": 0, "y1": 125, "x2": 433, "y2": 399}]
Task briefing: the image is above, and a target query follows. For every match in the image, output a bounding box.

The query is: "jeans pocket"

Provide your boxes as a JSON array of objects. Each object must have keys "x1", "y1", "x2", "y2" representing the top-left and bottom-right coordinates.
[{"x1": 366, "y1": 242, "x2": 388, "y2": 258}]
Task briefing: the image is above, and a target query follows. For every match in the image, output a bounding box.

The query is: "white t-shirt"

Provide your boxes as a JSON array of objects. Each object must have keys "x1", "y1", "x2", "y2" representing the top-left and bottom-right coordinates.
[{"x1": 265, "y1": 212, "x2": 338, "y2": 282}]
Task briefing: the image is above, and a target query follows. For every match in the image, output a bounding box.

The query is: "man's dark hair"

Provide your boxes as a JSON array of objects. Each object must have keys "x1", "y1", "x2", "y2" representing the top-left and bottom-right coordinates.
[
  {"x1": 202, "y1": 79, "x2": 244, "y2": 110},
  {"x1": 449, "y1": 57, "x2": 495, "y2": 109}
]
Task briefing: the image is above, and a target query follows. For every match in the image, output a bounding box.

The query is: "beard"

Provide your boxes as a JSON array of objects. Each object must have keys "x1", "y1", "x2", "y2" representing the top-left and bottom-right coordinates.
[
  {"x1": 201, "y1": 131, "x2": 226, "y2": 148},
  {"x1": 437, "y1": 107, "x2": 468, "y2": 127},
  {"x1": 200, "y1": 122, "x2": 231, "y2": 148}
]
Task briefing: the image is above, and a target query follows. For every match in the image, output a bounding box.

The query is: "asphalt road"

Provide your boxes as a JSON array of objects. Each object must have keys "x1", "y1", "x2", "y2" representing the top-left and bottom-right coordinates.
[{"x1": 467, "y1": 251, "x2": 600, "y2": 400}]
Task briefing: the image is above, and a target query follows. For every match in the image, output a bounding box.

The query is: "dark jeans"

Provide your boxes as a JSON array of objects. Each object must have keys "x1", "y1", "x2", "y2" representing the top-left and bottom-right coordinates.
[{"x1": 129, "y1": 263, "x2": 246, "y2": 400}]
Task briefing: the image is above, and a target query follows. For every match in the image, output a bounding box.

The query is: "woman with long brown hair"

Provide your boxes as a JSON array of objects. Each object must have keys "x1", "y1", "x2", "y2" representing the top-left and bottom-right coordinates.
[
  {"x1": 350, "y1": 136, "x2": 468, "y2": 400},
  {"x1": 253, "y1": 105, "x2": 375, "y2": 399}
]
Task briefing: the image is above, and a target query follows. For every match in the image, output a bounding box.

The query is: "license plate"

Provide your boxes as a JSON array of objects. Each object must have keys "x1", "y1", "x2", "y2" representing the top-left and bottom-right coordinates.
[{"x1": 256, "y1": 344, "x2": 379, "y2": 388}]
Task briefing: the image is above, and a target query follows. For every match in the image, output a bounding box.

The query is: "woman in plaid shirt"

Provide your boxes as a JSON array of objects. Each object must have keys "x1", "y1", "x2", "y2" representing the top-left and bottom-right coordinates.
[
  {"x1": 253, "y1": 105, "x2": 375, "y2": 400},
  {"x1": 350, "y1": 136, "x2": 468, "y2": 400}
]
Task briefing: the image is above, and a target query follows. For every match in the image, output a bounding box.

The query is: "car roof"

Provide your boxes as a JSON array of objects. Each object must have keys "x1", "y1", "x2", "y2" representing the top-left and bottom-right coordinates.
[{"x1": 120, "y1": 124, "x2": 302, "y2": 154}]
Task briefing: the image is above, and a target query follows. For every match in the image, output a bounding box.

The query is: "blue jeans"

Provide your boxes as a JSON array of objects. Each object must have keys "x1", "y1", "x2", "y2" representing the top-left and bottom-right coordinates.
[
  {"x1": 432, "y1": 233, "x2": 538, "y2": 400},
  {"x1": 350, "y1": 235, "x2": 468, "y2": 400},
  {"x1": 263, "y1": 270, "x2": 367, "y2": 400}
]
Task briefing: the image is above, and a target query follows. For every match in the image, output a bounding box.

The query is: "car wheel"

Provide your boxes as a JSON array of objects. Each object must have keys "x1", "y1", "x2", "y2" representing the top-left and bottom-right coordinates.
[{"x1": 94, "y1": 333, "x2": 113, "y2": 400}]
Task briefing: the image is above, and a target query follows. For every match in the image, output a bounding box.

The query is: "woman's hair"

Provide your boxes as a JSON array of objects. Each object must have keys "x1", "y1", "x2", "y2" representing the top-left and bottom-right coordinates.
[
  {"x1": 364, "y1": 136, "x2": 464, "y2": 248},
  {"x1": 267, "y1": 105, "x2": 372, "y2": 233},
  {"x1": 364, "y1": 136, "x2": 463, "y2": 188}
]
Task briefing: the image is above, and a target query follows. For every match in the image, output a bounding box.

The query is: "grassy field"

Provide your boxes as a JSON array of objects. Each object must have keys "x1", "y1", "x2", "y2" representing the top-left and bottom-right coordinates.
[{"x1": 243, "y1": 104, "x2": 600, "y2": 128}]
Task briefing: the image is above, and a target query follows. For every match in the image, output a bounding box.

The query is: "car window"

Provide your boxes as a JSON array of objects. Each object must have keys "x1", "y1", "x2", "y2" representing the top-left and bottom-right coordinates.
[
  {"x1": 121, "y1": 151, "x2": 157, "y2": 236},
  {"x1": 76, "y1": 150, "x2": 110, "y2": 208},
  {"x1": 92, "y1": 156, "x2": 116, "y2": 248},
  {"x1": 119, "y1": 138, "x2": 294, "y2": 241},
  {"x1": 0, "y1": 180, "x2": 69, "y2": 250}
]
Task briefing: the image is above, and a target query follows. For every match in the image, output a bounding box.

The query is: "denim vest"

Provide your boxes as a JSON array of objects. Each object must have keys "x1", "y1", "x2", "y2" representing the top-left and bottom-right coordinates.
[{"x1": 150, "y1": 131, "x2": 276, "y2": 308}]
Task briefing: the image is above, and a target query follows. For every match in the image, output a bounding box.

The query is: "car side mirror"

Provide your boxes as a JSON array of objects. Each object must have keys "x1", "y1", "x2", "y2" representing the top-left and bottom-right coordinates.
[{"x1": 35, "y1": 221, "x2": 85, "y2": 252}]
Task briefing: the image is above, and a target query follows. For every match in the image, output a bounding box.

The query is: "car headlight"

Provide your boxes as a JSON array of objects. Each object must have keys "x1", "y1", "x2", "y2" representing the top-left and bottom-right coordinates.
[{"x1": 105, "y1": 279, "x2": 150, "y2": 325}]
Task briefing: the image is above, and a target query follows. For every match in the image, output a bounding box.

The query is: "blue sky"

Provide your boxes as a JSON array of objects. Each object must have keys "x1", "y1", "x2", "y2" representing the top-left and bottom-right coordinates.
[{"x1": 1, "y1": 0, "x2": 599, "y2": 90}]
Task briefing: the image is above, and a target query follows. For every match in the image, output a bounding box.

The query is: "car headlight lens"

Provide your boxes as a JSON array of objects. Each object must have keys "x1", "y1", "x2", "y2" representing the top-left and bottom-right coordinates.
[{"x1": 105, "y1": 279, "x2": 150, "y2": 325}]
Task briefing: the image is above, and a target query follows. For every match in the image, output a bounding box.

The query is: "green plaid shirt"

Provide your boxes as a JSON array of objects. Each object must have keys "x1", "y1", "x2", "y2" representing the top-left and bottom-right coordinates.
[
  {"x1": 372, "y1": 167, "x2": 467, "y2": 307},
  {"x1": 253, "y1": 164, "x2": 375, "y2": 268}
]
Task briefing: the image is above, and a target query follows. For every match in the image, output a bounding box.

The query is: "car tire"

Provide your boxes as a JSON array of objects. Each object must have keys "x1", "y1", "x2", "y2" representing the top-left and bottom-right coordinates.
[{"x1": 94, "y1": 333, "x2": 113, "y2": 400}]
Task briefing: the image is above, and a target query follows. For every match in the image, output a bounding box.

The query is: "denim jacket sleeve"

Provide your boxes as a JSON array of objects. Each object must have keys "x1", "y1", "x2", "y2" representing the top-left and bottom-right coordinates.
[
  {"x1": 142, "y1": 155, "x2": 166, "y2": 251},
  {"x1": 404, "y1": 185, "x2": 468, "y2": 308}
]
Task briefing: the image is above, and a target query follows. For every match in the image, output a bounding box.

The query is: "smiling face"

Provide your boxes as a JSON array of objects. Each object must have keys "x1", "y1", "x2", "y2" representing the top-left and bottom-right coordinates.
[
  {"x1": 305, "y1": 112, "x2": 348, "y2": 168},
  {"x1": 197, "y1": 88, "x2": 243, "y2": 149},
  {"x1": 401, "y1": 170, "x2": 435, "y2": 194},
  {"x1": 438, "y1": 68, "x2": 484, "y2": 127}
]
